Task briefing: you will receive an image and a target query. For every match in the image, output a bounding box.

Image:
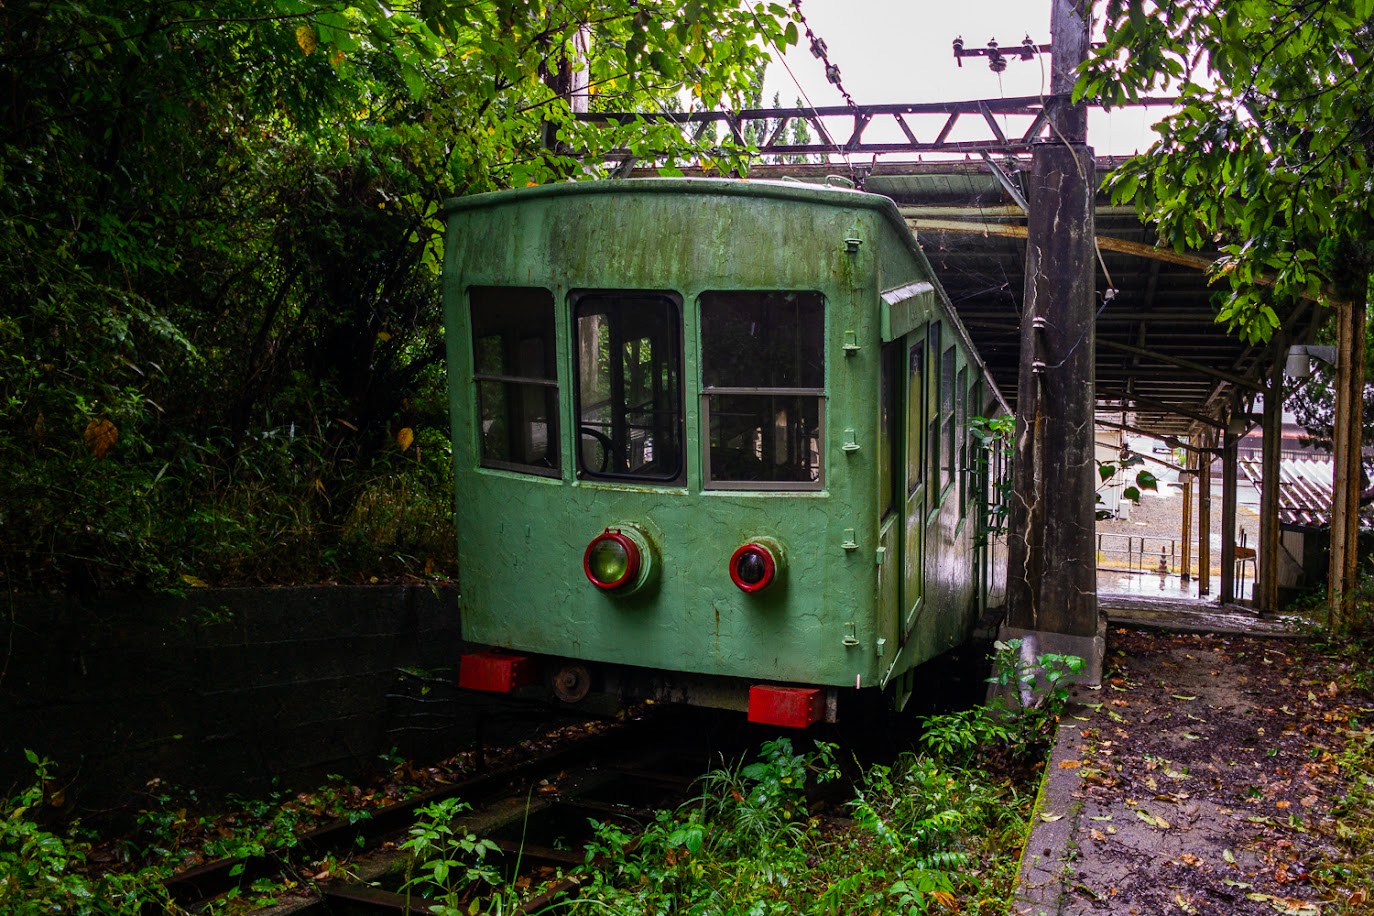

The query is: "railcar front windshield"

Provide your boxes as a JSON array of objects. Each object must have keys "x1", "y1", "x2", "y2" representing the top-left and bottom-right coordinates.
[
  {"x1": 469, "y1": 287, "x2": 559, "y2": 476},
  {"x1": 573, "y1": 292, "x2": 685, "y2": 483},
  {"x1": 700, "y1": 291, "x2": 825, "y2": 490}
]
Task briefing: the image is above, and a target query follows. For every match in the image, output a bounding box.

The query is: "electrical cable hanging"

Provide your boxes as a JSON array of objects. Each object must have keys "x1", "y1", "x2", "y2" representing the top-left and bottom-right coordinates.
[{"x1": 744, "y1": 0, "x2": 859, "y2": 182}]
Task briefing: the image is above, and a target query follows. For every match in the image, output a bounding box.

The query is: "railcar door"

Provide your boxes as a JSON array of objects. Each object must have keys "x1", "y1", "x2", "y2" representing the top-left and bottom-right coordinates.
[
  {"x1": 901, "y1": 330, "x2": 928, "y2": 640},
  {"x1": 876, "y1": 324, "x2": 929, "y2": 694},
  {"x1": 878, "y1": 281, "x2": 937, "y2": 688}
]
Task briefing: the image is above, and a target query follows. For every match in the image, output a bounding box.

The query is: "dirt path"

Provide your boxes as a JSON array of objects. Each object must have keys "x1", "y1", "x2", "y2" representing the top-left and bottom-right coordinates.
[{"x1": 1016, "y1": 628, "x2": 1370, "y2": 915}]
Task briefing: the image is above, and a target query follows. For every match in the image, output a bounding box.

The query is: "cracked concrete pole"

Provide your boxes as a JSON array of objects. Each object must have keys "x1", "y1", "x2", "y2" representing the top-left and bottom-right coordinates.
[{"x1": 1003, "y1": 0, "x2": 1102, "y2": 678}]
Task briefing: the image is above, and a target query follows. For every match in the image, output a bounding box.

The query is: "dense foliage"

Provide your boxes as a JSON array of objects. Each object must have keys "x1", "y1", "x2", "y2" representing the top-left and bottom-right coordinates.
[
  {"x1": 0, "y1": 1, "x2": 797, "y2": 591},
  {"x1": 1080, "y1": 0, "x2": 1374, "y2": 342}
]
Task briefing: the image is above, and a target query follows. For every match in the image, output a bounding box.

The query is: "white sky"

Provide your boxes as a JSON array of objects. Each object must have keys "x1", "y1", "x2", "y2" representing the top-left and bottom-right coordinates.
[{"x1": 762, "y1": 0, "x2": 1166, "y2": 157}]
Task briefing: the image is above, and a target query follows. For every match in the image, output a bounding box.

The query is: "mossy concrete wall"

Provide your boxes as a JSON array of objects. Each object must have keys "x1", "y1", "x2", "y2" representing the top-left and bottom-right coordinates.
[{"x1": 0, "y1": 586, "x2": 479, "y2": 814}]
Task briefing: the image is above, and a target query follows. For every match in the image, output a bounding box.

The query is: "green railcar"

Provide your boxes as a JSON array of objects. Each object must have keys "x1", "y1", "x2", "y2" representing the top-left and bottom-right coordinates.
[{"x1": 443, "y1": 178, "x2": 1007, "y2": 726}]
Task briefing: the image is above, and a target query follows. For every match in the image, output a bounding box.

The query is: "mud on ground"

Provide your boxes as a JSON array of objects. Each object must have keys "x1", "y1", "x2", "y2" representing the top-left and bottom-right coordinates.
[{"x1": 1048, "y1": 628, "x2": 1372, "y2": 915}]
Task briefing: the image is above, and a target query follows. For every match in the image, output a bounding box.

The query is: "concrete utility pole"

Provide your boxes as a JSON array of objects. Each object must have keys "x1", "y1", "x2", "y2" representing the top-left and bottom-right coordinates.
[{"x1": 1003, "y1": 0, "x2": 1102, "y2": 675}]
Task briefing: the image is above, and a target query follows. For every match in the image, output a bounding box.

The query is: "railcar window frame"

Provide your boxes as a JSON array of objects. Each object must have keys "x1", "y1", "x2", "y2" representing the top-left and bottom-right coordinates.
[
  {"x1": 956, "y1": 365, "x2": 968, "y2": 517},
  {"x1": 699, "y1": 290, "x2": 826, "y2": 492},
  {"x1": 926, "y1": 323, "x2": 942, "y2": 513},
  {"x1": 940, "y1": 343, "x2": 957, "y2": 497},
  {"x1": 468, "y1": 286, "x2": 561, "y2": 478},
  {"x1": 571, "y1": 289, "x2": 686, "y2": 485},
  {"x1": 880, "y1": 341, "x2": 901, "y2": 519}
]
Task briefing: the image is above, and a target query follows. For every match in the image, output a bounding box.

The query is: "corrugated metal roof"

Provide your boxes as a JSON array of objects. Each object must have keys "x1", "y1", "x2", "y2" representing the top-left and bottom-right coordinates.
[{"x1": 1238, "y1": 458, "x2": 1371, "y2": 530}]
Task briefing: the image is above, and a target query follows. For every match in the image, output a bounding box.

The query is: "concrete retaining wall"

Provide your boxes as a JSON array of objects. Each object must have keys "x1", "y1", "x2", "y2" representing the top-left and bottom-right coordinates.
[{"x1": 0, "y1": 586, "x2": 476, "y2": 814}]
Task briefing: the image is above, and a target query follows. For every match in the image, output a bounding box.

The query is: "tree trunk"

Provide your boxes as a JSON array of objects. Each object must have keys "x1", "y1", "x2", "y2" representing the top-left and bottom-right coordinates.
[{"x1": 1329, "y1": 286, "x2": 1367, "y2": 630}]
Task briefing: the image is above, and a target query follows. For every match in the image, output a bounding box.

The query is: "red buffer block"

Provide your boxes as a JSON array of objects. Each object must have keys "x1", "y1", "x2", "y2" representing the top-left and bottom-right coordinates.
[
  {"x1": 747, "y1": 685, "x2": 824, "y2": 728},
  {"x1": 459, "y1": 651, "x2": 536, "y2": 693}
]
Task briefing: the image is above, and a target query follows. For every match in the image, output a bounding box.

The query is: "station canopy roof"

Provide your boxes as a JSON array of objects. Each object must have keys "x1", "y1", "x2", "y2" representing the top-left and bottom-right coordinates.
[
  {"x1": 862, "y1": 159, "x2": 1321, "y2": 443},
  {"x1": 654, "y1": 155, "x2": 1325, "y2": 446}
]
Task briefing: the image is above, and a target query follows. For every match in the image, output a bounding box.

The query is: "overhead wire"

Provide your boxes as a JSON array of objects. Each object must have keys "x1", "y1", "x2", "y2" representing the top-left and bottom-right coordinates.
[{"x1": 748, "y1": 0, "x2": 858, "y2": 181}]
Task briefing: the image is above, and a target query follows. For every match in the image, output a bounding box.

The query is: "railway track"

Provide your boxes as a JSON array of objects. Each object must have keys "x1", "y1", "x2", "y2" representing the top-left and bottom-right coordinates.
[{"x1": 158, "y1": 709, "x2": 745, "y2": 915}]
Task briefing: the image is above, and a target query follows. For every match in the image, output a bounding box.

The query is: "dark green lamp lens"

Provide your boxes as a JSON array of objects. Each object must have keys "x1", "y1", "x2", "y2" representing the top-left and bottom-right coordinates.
[
  {"x1": 588, "y1": 539, "x2": 630, "y2": 584},
  {"x1": 584, "y1": 529, "x2": 641, "y2": 590}
]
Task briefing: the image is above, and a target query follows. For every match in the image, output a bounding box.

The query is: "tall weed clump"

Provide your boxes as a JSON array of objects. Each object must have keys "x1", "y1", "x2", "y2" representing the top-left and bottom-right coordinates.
[{"x1": 0, "y1": 752, "x2": 175, "y2": 915}]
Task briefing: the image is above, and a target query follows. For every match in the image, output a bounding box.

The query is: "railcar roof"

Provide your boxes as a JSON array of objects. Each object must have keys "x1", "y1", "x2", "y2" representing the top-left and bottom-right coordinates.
[{"x1": 443, "y1": 177, "x2": 918, "y2": 253}]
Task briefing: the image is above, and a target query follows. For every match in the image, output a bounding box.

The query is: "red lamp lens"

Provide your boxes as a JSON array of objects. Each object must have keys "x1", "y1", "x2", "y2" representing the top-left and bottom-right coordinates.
[
  {"x1": 730, "y1": 544, "x2": 776, "y2": 593},
  {"x1": 584, "y1": 530, "x2": 641, "y2": 589}
]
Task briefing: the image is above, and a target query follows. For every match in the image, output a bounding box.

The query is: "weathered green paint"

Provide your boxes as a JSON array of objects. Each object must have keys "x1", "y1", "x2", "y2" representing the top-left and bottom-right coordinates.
[{"x1": 443, "y1": 179, "x2": 1006, "y2": 700}]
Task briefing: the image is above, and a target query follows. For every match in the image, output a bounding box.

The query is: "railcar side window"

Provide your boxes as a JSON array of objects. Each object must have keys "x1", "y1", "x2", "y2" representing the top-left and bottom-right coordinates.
[
  {"x1": 906, "y1": 340, "x2": 925, "y2": 495},
  {"x1": 470, "y1": 287, "x2": 560, "y2": 476},
  {"x1": 573, "y1": 292, "x2": 684, "y2": 482},
  {"x1": 926, "y1": 323, "x2": 942, "y2": 504},
  {"x1": 966, "y1": 376, "x2": 982, "y2": 511},
  {"x1": 956, "y1": 366, "x2": 968, "y2": 514},
  {"x1": 880, "y1": 342, "x2": 900, "y2": 517},
  {"x1": 941, "y1": 345, "x2": 957, "y2": 493},
  {"x1": 700, "y1": 291, "x2": 824, "y2": 490}
]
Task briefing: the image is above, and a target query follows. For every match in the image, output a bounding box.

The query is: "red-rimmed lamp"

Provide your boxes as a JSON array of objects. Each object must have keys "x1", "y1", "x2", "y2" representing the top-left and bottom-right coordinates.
[
  {"x1": 584, "y1": 529, "x2": 640, "y2": 590},
  {"x1": 730, "y1": 541, "x2": 780, "y2": 593}
]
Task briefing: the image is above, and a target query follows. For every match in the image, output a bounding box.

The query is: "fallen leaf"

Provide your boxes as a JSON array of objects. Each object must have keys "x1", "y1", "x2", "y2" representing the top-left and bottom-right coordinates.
[
  {"x1": 1038, "y1": 812, "x2": 1063, "y2": 822},
  {"x1": 1059, "y1": 759, "x2": 1082, "y2": 769},
  {"x1": 1244, "y1": 893, "x2": 1320, "y2": 915},
  {"x1": 1135, "y1": 810, "x2": 1170, "y2": 829}
]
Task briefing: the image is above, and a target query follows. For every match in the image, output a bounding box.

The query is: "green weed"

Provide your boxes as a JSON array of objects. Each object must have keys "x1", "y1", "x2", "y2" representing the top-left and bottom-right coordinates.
[
  {"x1": 577, "y1": 736, "x2": 1031, "y2": 916},
  {"x1": 398, "y1": 797, "x2": 505, "y2": 916},
  {"x1": 1, "y1": 751, "x2": 176, "y2": 915}
]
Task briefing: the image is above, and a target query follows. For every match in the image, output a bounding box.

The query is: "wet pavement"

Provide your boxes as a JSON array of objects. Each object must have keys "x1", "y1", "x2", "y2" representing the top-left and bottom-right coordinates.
[
  {"x1": 1098, "y1": 568, "x2": 1254, "y2": 604},
  {"x1": 1097, "y1": 593, "x2": 1301, "y2": 638},
  {"x1": 1012, "y1": 602, "x2": 1320, "y2": 916}
]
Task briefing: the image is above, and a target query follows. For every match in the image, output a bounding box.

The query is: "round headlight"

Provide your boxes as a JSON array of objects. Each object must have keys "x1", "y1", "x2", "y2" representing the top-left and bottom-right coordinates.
[
  {"x1": 730, "y1": 542, "x2": 778, "y2": 593},
  {"x1": 584, "y1": 529, "x2": 641, "y2": 590}
]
